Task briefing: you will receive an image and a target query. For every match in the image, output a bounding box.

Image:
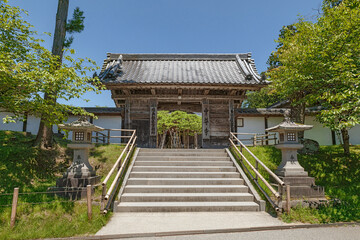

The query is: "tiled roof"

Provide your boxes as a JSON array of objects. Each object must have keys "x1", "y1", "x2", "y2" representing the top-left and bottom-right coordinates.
[
  {"x1": 99, "y1": 53, "x2": 266, "y2": 86},
  {"x1": 84, "y1": 107, "x2": 122, "y2": 114},
  {"x1": 236, "y1": 108, "x2": 320, "y2": 116}
]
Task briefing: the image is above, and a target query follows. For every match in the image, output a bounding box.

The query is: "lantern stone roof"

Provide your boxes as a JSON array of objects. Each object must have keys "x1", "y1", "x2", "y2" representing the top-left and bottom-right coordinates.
[
  {"x1": 266, "y1": 110, "x2": 313, "y2": 132},
  {"x1": 99, "y1": 53, "x2": 267, "y2": 86},
  {"x1": 58, "y1": 117, "x2": 104, "y2": 132}
]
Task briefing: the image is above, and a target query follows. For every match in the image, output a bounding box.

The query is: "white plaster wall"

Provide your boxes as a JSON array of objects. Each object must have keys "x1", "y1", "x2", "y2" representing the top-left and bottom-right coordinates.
[
  {"x1": 236, "y1": 117, "x2": 265, "y2": 145},
  {"x1": 93, "y1": 116, "x2": 122, "y2": 144},
  {"x1": 0, "y1": 112, "x2": 23, "y2": 132},
  {"x1": 349, "y1": 124, "x2": 360, "y2": 145},
  {"x1": 26, "y1": 116, "x2": 41, "y2": 135},
  {"x1": 303, "y1": 116, "x2": 333, "y2": 145}
]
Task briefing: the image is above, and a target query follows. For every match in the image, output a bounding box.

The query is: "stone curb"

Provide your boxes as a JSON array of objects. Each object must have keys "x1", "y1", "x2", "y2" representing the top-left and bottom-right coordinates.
[{"x1": 47, "y1": 222, "x2": 360, "y2": 240}]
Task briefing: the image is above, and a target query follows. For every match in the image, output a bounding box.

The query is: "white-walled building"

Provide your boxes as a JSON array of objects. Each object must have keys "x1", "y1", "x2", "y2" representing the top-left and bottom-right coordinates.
[{"x1": 1, "y1": 107, "x2": 359, "y2": 146}]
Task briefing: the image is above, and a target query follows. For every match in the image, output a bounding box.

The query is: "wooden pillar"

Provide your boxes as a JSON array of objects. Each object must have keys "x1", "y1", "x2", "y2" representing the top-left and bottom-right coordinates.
[
  {"x1": 124, "y1": 99, "x2": 131, "y2": 129},
  {"x1": 149, "y1": 99, "x2": 157, "y2": 148},
  {"x1": 202, "y1": 99, "x2": 210, "y2": 147},
  {"x1": 229, "y1": 100, "x2": 235, "y2": 133}
]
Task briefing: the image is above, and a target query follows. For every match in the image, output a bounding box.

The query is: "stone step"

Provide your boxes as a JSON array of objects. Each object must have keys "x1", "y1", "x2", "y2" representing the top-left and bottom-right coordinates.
[
  {"x1": 116, "y1": 201, "x2": 259, "y2": 212},
  {"x1": 140, "y1": 149, "x2": 225, "y2": 153},
  {"x1": 134, "y1": 161, "x2": 233, "y2": 167},
  {"x1": 132, "y1": 166, "x2": 237, "y2": 172},
  {"x1": 123, "y1": 185, "x2": 249, "y2": 193},
  {"x1": 136, "y1": 156, "x2": 230, "y2": 161},
  {"x1": 126, "y1": 178, "x2": 244, "y2": 185},
  {"x1": 121, "y1": 193, "x2": 254, "y2": 202},
  {"x1": 137, "y1": 152, "x2": 227, "y2": 157},
  {"x1": 129, "y1": 172, "x2": 240, "y2": 179}
]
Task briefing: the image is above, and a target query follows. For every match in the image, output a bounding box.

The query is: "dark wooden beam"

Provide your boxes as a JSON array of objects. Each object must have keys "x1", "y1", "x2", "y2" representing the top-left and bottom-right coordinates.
[{"x1": 113, "y1": 95, "x2": 246, "y2": 101}]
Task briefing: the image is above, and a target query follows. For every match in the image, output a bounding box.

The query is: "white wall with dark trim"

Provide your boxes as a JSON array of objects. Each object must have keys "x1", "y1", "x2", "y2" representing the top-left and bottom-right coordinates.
[
  {"x1": 1, "y1": 111, "x2": 359, "y2": 146},
  {"x1": 0, "y1": 112, "x2": 122, "y2": 144}
]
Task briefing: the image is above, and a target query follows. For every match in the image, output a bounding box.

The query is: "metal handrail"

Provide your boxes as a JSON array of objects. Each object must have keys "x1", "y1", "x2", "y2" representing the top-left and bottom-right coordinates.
[
  {"x1": 100, "y1": 129, "x2": 136, "y2": 214},
  {"x1": 229, "y1": 132, "x2": 286, "y2": 212}
]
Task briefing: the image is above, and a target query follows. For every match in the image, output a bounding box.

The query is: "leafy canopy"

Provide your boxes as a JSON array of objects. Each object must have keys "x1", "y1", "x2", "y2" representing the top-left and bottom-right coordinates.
[
  {"x1": 157, "y1": 110, "x2": 202, "y2": 135},
  {"x1": 267, "y1": 0, "x2": 360, "y2": 132},
  {"x1": 0, "y1": 0, "x2": 104, "y2": 124}
]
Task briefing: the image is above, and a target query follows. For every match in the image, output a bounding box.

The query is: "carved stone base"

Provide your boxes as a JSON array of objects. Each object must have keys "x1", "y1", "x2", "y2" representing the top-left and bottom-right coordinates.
[
  {"x1": 280, "y1": 176, "x2": 326, "y2": 198},
  {"x1": 54, "y1": 175, "x2": 101, "y2": 199}
]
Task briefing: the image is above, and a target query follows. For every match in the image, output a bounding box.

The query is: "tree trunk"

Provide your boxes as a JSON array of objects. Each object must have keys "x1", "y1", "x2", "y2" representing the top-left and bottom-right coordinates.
[
  {"x1": 160, "y1": 131, "x2": 167, "y2": 149},
  {"x1": 290, "y1": 99, "x2": 306, "y2": 139},
  {"x1": 194, "y1": 132, "x2": 198, "y2": 149},
  {"x1": 341, "y1": 128, "x2": 350, "y2": 156},
  {"x1": 35, "y1": 0, "x2": 69, "y2": 148}
]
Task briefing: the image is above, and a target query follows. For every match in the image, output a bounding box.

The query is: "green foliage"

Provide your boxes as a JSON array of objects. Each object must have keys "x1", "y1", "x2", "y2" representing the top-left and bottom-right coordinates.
[
  {"x1": 0, "y1": 130, "x2": 71, "y2": 193},
  {"x1": 0, "y1": 130, "x2": 130, "y2": 238},
  {"x1": 267, "y1": 0, "x2": 360, "y2": 135},
  {"x1": 0, "y1": 1, "x2": 104, "y2": 125},
  {"x1": 64, "y1": 7, "x2": 85, "y2": 48},
  {"x1": 245, "y1": 88, "x2": 283, "y2": 108},
  {"x1": 157, "y1": 110, "x2": 202, "y2": 135},
  {"x1": 0, "y1": 202, "x2": 111, "y2": 239}
]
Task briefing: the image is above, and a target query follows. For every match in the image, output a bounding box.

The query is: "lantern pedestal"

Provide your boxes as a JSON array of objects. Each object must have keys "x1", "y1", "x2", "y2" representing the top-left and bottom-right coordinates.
[
  {"x1": 275, "y1": 143, "x2": 308, "y2": 177},
  {"x1": 53, "y1": 117, "x2": 103, "y2": 199}
]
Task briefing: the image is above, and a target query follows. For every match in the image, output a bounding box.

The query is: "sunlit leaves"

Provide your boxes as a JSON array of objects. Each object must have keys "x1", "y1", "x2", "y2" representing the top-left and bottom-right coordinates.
[{"x1": 0, "y1": 1, "x2": 104, "y2": 125}]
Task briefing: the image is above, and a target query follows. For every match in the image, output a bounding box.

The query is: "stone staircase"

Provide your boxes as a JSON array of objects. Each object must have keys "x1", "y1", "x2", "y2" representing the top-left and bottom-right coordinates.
[{"x1": 115, "y1": 148, "x2": 260, "y2": 212}]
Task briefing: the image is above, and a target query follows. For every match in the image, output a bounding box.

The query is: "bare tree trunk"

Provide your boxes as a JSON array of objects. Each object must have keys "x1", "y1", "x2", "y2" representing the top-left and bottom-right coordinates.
[
  {"x1": 186, "y1": 129, "x2": 190, "y2": 149},
  {"x1": 341, "y1": 128, "x2": 350, "y2": 156},
  {"x1": 194, "y1": 132, "x2": 198, "y2": 149},
  {"x1": 160, "y1": 131, "x2": 167, "y2": 149},
  {"x1": 35, "y1": 0, "x2": 69, "y2": 148}
]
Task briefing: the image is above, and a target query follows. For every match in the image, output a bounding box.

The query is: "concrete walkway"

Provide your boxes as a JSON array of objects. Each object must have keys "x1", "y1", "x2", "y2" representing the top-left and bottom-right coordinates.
[
  {"x1": 127, "y1": 225, "x2": 360, "y2": 240},
  {"x1": 96, "y1": 212, "x2": 294, "y2": 236}
]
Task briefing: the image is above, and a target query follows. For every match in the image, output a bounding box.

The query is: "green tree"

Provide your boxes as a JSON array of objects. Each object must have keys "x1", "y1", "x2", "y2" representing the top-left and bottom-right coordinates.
[
  {"x1": 157, "y1": 110, "x2": 202, "y2": 148},
  {"x1": 267, "y1": 0, "x2": 360, "y2": 155},
  {"x1": 35, "y1": 0, "x2": 87, "y2": 148},
  {"x1": 0, "y1": 1, "x2": 103, "y2": 142}
]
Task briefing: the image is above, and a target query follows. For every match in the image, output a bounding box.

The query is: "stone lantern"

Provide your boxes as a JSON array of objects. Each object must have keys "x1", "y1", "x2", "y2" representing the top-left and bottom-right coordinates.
[
  {"x1": 56, "y1": 117, "x2": 103, "y2": 198},
  {"x1": 266, "y1": 110, "x2": 325, "y2": 199}
]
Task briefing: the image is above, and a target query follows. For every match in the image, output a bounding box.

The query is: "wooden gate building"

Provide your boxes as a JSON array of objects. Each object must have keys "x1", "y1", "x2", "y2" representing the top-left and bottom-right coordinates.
[{"x1": 99, "y1": 53, "x2": 266, "y2": 148}]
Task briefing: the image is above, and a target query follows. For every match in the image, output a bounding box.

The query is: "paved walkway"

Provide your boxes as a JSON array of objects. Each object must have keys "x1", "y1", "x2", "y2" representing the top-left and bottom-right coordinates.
[
  {"x1": 127, "y1": 225, "x2": 360, "y2": 240},
  {"x1": 96, "y1": 211, "x2": 294, "y2": 236}
]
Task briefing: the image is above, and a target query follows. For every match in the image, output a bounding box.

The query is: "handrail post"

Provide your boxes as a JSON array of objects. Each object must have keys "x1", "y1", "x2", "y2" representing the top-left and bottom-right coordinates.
[
  {"x1": 100, "y1": 185, "x2": 106, "y2": 213},
  {"x1": 255, "y1": 161, "x2": 259, "y2": 181},
  {"x1": 96, "y1": 132, "x2": 98, "y2": 143},
  {"x1": 87, "y1": 185, "x2": 92, "y2": 220},
  {"x1": 107, "y1": 129, "x2": 110, "y2": 145},
  {"x1": 277, "y1": 184, "x2": 283, "y2": 212},
  {"x1": 286, "y1": 184, "x2": 291, "y2": 214},
  {"x1": 10, "y1": 187, "x2": 19, "y2": 228}
]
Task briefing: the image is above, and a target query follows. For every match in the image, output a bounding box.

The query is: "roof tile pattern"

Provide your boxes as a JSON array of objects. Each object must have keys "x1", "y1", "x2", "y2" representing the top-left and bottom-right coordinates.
[{"x1": 99, "y1": 53, "x2": 265, "y2": 85}]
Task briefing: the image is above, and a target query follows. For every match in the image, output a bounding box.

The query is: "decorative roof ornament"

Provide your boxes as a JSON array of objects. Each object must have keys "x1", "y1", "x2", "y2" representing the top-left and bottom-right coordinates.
[{"x1": 266, "y1": 110, "x2": 313, "y2": 132}]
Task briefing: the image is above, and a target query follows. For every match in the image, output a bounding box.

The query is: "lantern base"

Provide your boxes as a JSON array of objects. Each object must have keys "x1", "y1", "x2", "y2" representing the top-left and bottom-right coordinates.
[
  {"x1": 54, "y1": 175, "x2": 101, "y2": 199},
  {"x1": 278, "y1": 176, "x2": 325, "y2": 198}
]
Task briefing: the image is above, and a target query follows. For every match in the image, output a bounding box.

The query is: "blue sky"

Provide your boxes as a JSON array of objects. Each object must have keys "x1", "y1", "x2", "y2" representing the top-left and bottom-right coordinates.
[{"x1": 13, "y1": 0, "x2": 323, "y2": 107}]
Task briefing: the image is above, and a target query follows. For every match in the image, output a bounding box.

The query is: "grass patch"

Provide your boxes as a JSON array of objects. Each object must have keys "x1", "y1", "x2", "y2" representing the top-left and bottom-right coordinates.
[
  {"x1": 0, "y1": 130, "x2": 127, "y2": 239},
  {"x1": 231, "y1": 144, "x2": 360, "y2": 223}
]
